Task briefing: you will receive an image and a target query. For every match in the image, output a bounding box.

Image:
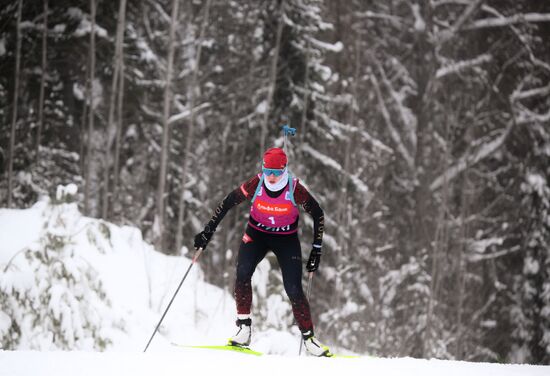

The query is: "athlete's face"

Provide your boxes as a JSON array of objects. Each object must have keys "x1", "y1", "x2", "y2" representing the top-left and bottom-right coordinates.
[{"x1": 266, "y1": 173, "x2": 283, "y2": 185}]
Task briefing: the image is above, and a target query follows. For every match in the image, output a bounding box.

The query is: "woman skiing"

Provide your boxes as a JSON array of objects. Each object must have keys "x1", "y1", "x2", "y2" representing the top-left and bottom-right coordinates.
[{"x1": 193, "y1": 147, "x2": 330, "y2": 356}]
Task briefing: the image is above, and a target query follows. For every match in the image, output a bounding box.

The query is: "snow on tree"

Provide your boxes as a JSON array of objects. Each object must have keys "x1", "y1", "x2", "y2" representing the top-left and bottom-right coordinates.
[
  {"x1": 509, "y1": 123, "x2": 550, "y2": 364},
  {"x1": 0, "y1": 185, "x2": 122, "y2": 350}
]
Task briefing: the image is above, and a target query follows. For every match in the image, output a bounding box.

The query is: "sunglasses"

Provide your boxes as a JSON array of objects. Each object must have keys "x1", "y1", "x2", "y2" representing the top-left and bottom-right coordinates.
[{"x1": 262, "y1": 167, "x2": 285, "y2": 177}]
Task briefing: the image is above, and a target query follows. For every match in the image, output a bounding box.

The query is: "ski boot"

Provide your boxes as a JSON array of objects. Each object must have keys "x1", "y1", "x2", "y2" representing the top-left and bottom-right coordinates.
[
  {"x1": 228, "y1": 317, "x2": 252, "y2": 347},
  {"x1": 302, "y1": 330, "x2": 332, "y2": 357}
]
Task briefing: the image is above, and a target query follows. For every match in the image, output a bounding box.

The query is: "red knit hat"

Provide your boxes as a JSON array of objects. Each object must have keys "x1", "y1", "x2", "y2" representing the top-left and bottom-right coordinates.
[{"x1": 263, "y1": 148, "x2": 287, "y2": 169}]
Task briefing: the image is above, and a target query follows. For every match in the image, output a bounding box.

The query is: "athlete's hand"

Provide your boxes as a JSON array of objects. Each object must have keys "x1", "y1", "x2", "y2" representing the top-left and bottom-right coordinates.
[
  {"x1": 306, "y1": 247, "x2": 322, "y2": 272},
  {"x1": 194, "y1": 227, "x2": 214, "y2": 250}
]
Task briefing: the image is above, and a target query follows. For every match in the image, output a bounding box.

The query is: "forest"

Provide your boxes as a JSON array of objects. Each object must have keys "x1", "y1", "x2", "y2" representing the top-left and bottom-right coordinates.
[{"x1": 0, "y1": 0, "x2": 549, "y2": 364}]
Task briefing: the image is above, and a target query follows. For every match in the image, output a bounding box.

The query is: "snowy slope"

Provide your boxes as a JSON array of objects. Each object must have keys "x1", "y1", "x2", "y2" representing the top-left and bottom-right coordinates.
[
  {"x1": 0, "y1": 189, "x2": 549, "y2": 375},
  {"x1": 0, "y1": 189, "x2": 317, "y2": 355},
  {"x1": 0, "y1": 193, "x2": 236, "y2": 352}
]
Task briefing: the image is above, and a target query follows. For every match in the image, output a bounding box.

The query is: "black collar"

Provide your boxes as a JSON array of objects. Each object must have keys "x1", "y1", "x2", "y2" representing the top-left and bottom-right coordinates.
[{"x1": 263, "y1": 182, "x2": 286, "y2": 198}]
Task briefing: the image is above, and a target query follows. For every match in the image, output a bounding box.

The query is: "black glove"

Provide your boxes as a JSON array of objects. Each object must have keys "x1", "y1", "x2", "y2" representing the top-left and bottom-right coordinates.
[
  {"x1": 194, "y1": 226, "x2": 214, "y2": 250},
  {"x1": 306, "y1": 247, "x2": 322, "y2": 272}
]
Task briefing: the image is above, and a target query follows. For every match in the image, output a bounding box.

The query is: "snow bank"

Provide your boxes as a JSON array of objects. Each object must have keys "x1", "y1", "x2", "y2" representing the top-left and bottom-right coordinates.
[
  {"x1": 0, "y1": 190, "x2": 236, "y2": 352},
  {"x1": 0, "y1": 200, "x2": 46, "y2": 264}
]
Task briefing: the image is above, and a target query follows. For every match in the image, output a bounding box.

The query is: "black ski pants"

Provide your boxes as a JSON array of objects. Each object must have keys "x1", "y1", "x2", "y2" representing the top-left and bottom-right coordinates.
[{"x1": 234, "y1": 225, "x2": 313, "y2": 332}]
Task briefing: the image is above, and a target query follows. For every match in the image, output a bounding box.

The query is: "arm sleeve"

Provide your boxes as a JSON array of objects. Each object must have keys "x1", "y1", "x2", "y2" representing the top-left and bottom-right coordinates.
[
  {"x1": 204, "y1": 175, "x2": 259, "y2": 232},
  {"x1": 294, "y1": 181, "x2": 324, "y2": 248}
]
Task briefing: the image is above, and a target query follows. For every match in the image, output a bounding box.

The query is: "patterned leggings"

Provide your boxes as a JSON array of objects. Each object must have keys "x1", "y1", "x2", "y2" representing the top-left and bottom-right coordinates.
[{"x1": 234, "y1": 225, "x2": 313, "y2": 332}]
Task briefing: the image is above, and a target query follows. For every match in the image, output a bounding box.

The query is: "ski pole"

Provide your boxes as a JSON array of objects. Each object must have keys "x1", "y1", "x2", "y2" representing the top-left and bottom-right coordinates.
[
  {"x1": 298, "y1": 272, "x2": 314, "y2": 355},
  {"x1": 143, "y1": 247, "x2": 204, "y2": 352}
]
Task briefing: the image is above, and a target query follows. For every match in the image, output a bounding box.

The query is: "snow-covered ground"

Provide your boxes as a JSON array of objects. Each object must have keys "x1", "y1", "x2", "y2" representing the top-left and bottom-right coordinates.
[
  {"x1": 0, "y1": 188, "x2": 548, "y2": 375},
  {"x1": 1, "y1": 349, "x2": 548, "y2": 376}
]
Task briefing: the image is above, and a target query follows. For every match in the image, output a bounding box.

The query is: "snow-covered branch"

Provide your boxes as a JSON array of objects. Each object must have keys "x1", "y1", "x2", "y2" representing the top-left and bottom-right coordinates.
[
  {"x1": 168, "y1": 102, "x2": 211, "y2": 126},
  {"x1": 140, "y1": 103, "x2": 211, "y2": 126},
  {"x1": 436, "y1": 54, "x2": 492, "y2": 79},
  {"x1": 514, "y1": 103, "x2": 550, "y2": 125},
  {"x1": 467, "y1": 241, "x2": 519, "y2": 263},
  {"x1": 370, "y1": 73, "x2": 415, "y2": 170},
  {"x1": 140, "y1": 103, "x2": 161, "y2": 120},
  {"x1": 373, "y1": 59, "x2": 417, "y2": 151},
  {"x1": 360, "y1": 128, "x2": 394, "y2": 155},
  {"x1": 430, "y1": 122, "x2": 514, "y2": 192},
  {"x1": 511, "y1": 83, "x2": 550, "y2": 102},
  {"x1": 436, "y1": 0, "x2": 484, "y2": 43},
  {"x1": 432, "y1": 0, "x2": 471, "y2": 8},
  {"x1": 464, "y1": 13, "x2": 550, "y2": 30},
  {"x1": 146, "y1": 0, "x2": 171, "y2": 24},
  {"x1": 301, "y1": 143, "x2": 370, "y2": 195},
  {"x1": 313, "y1": 110, "x2": 394, "y2": 154},
  {"x1": 477, "y1": 6, "x2": 550, "y2": 73},
  {"x1": 356, "y1": 10, "x2": 404, "y2": 28},
  {"x1": 304, "y1": 35, "x2": 343, "y2": 53},
  {"x1": 410, "y1": 4, "x2": 426, "y2": 32}
]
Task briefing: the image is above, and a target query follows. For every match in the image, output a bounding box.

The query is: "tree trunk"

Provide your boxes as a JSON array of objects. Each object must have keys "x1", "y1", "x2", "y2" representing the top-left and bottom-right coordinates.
[
  {"x1": 220, "y1": 124, "x2": 235, "y2": 283},
  {"x1": 410, "y1": 2, "x2": 436, "y2": 357},
  {"x1": 102, "y1": 0, "x2": 127, "y2": 219},
  {"x1": 35, "y1": 0, "x2": 48, "y2": 165},
  {"x1": 299, "y1": 39, "x2": 310, "y2": 144},
  {"x1": 79, "y1": 76, "x2": 89, "y2": 176},
  {"x1": 84, "y1": 0, "x2": 97, "y2": 216},
  {"x1": 113, "y1": 56, "x2": 125, "y2": 218},
  {"x1": 334, "y1": 40, "x2": 360, "y2": 308},
  {"x1": 424, "y1": 96, "x2": 452, "y2": 358},
  {"x1": 260, "y1": 0, "x2": 285, "y2": 156},
  {"x1": 337, "y1": 39, "x2": 360, "y2": 243},
  {"x1": 175, "y1": 0, "x2": 212, "y2": 254},
  {"x1": 411, "y1": 2, "x2": 435, "y2": 254},
  {"x1": 7, "y1": 0, "x2": 23, "y2": 208},
  {"x1": 155, "y1": 0, "x2": 180, "y2": 250},
  {"x1": 455, "y1": 124, "x2": 473, "y2": 359}
]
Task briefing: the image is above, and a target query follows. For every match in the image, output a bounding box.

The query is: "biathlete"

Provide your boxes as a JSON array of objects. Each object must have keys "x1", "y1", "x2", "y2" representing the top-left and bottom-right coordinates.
[{"x1": 194, "y1": 147, "x2": 330, "y2": 356}]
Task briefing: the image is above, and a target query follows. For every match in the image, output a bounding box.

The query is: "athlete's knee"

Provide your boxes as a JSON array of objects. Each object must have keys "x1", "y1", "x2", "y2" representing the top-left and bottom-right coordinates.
[
  {"x1": 236, "y1": 264, "x2": 254, "y2": 283},
  {"x1": 284, "y1": 282, "x2": 304, "y2": 301}
]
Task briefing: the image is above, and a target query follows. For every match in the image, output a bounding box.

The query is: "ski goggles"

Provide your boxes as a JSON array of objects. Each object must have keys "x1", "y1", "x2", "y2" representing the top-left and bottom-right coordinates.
[{"x1": 262, "y1": 167, "x2": 285, "y2": 177}]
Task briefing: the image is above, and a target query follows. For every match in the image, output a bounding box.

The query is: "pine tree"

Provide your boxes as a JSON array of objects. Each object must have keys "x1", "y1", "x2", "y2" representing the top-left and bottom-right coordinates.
[{"x1": 0, "y1": 187, "x2": 119, "y2": 350}]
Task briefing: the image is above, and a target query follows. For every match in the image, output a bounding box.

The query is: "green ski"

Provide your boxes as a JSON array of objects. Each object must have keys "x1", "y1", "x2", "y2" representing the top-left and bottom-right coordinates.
[
  {"x1": 328, "y1": 353, "x2": 361, "y2": 359},
  {"x1": 172, "y1": 342, "x2": 366, "y2": 358},
  {"x1": 172, "y1": 343, "x2": 263, "y2": 356}
]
